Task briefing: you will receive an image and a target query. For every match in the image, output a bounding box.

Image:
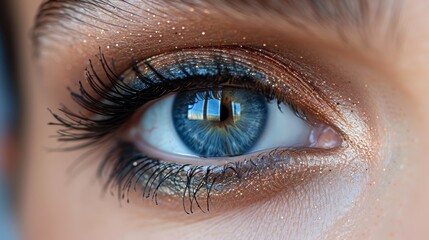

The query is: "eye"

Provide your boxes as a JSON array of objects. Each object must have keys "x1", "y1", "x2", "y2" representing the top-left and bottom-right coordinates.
[
  {"x1": 126, "y1": 48, "x2": 341, "y2": 160},
  {"x1": 138, "y1": 87, "x2": 332, "y2": 158},
  {"x1": 52, "y1": 46, "x2": 345, "y2": 213}
]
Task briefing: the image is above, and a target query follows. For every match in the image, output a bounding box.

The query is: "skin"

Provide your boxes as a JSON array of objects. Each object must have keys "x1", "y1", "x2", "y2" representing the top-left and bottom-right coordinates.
[{"x1": 8, "y1": 0, "x2": 429, "y2": 239}]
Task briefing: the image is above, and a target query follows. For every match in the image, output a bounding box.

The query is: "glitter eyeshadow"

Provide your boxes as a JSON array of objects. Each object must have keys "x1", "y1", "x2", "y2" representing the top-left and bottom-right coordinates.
[{"x1": 96, "y1": 47, "x2": 349, "y2": 212}]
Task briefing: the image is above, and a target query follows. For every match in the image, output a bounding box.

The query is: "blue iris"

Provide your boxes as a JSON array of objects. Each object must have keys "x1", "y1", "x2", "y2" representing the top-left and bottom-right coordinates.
[{"x1": 173, "y1": 88, "x2": 268, "y2": 157}]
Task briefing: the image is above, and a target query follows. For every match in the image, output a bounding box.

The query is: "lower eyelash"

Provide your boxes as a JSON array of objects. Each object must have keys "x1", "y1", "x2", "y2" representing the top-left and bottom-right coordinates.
[
  {"x1": 102, "y1": 141, "x2": 238, "y2": 214},
  {"x1": 99, "y1": 141, "x2": 300, "y2": 214}
]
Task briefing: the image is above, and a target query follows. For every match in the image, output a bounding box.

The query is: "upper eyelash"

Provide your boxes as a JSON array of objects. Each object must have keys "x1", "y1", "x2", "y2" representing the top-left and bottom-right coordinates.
[
  {"x1": 49, "y1": 52, "x2": 226, "y2": 149},
  {"x1": 49, "y1": 49, "x2": 305, "y2": 150}
]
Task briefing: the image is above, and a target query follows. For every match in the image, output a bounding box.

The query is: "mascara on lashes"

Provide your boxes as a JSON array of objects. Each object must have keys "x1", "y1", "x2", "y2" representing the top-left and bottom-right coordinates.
[{"x1": 50, "y1": 46, "x2": 342, "y2": 213}]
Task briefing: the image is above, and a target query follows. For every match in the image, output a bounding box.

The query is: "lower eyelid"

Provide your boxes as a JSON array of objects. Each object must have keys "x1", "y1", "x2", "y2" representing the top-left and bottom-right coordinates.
[
  {"x1": 131, "y1": 122, "x2": 342, "y2": 167},
  {"x1": 101, "y1": 140, "x2": 354, "y2": 213}
]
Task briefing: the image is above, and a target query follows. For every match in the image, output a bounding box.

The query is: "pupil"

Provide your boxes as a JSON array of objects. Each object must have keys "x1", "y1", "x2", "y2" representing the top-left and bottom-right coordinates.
[{"x1": 220, "y1": 103, "x2": 229, "y2": 122}]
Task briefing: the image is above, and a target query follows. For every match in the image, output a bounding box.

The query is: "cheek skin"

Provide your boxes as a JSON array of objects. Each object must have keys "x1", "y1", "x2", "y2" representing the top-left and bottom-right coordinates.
[{"x1": 357, "y1": 1, "x2": 429, "y2": 237}]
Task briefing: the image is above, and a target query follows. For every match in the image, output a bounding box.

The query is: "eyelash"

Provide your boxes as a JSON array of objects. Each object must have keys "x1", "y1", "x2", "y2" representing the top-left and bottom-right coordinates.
[
  {"x1": 50, "y1": 47, "x2": 330, "y2": 213},
  {"x1": 50, "y1": 47, "x2": 311, "y2": 145},
  {"x1": 101, "y1": 141, "x2": 298, "y2": 214}
]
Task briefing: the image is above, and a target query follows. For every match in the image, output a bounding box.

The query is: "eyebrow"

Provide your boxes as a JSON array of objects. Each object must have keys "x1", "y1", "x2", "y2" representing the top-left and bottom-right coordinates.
[{"x1": 33, "y1": 0, "x2": 401, "y2": 49}]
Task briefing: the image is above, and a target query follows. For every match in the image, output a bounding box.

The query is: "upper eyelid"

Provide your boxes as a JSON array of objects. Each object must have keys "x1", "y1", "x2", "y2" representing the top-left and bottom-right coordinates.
[
  {"x1": 49, "y1": 46, "x2": 347, "y2": 149},
  {"x1": 33, "y1": 0, "x2": 402, "y2": 53}
]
